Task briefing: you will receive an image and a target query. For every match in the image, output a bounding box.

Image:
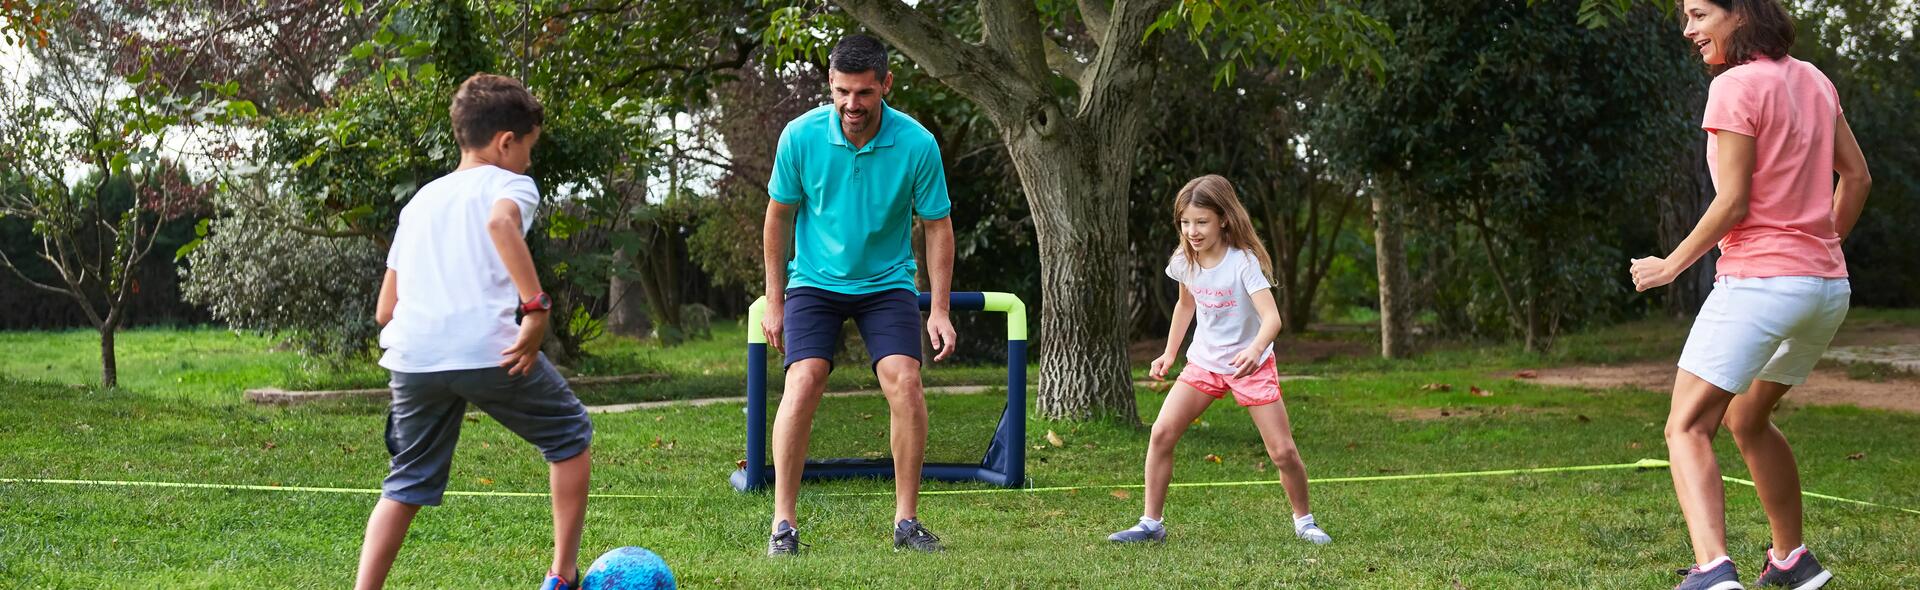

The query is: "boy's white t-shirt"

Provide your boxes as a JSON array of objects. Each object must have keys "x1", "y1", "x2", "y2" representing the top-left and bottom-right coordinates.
[
  {"x1": 1166, "y1": 248, "x2": 1275, "y2": 374},
  {"x1": 379, "y1": 165, "x2": 541, "y2": 373}
]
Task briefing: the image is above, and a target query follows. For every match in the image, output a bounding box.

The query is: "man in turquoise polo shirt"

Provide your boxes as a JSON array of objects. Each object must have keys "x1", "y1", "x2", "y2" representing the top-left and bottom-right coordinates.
[{"x1": 760, "y1": 34, "x2": 957, "y2": 556}]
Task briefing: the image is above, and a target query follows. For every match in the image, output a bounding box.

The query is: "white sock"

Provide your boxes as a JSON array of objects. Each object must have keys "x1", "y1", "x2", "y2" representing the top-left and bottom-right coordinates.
[
  {"x1": 1137, "y1": 516, "x2": 1163, "y2": 530},
  {"x1": 1697, "y1": 556, "x2": 1732, "y2": 571},
  {"x1": 1293, "y1": 513, "x2": 1316, "y2": 531},
  {"x1": 1771, "y1": 545, "x2": 1807, "y2": 567}
]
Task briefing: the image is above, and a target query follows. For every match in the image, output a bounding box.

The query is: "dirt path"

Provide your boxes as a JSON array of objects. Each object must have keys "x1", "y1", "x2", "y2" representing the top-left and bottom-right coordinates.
[{"x1": 1522, "y1": 362, "x2": 1920, "y2": 414}]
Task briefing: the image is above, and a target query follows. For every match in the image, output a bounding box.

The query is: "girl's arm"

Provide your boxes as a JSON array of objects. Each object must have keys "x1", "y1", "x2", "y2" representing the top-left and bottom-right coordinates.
[
  {"x1": 1631, "y1": 131, "x2": 1756, "y2": 291},
  {"x1": 1831, "y1": 112, "x2": 1871, "y2": 240},
  {"x1": 1151, "y1": 285, "x2": 1197, "y2": 380},
  {"x1": 1229, "y1": 287, "x2": 1284, "y2": 378}
]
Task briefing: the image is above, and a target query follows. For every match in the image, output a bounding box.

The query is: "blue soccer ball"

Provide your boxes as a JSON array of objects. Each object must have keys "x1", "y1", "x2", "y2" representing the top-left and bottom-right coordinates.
[{"x1": 582, "y1": 546, "x2": 676, "y2": 590}]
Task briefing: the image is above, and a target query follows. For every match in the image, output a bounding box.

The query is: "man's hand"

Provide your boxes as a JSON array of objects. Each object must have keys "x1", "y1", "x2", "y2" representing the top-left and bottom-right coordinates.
[
  {"x1": 762, "y1": 301, "x2": 784, "y2": 352},
  {"x1": 500, "y1": 312, "x2": 547, "y2": 375},
  {"x1": 927, "y1": 311, "x2": 957, "y2": 362}
]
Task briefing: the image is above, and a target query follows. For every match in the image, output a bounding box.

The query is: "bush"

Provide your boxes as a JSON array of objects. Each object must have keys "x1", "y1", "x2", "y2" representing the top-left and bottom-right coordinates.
[{"x1": 181, "y1": 205, "x2": 384, "y2": 358}]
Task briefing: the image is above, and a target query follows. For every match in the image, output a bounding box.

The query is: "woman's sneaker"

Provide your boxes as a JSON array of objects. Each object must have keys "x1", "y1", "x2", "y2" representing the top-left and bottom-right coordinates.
[
  {"x1": 1755, "y1": 547, "x2": 1833, "y2": 589},
  {"x1": 1106, "y1": 518, "x2": 1167, "y2": 544},
  {"x1": 1675, "y1": 558, "x2": 1745, "y2": 590},
  {"x1": 538, "y1": 570, "x2": 578, "y2": 590}
]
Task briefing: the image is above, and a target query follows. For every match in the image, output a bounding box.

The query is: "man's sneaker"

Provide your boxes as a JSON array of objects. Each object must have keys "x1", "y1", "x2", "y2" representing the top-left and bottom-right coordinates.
[
  {"x1": 1106, "y1": 518, "x2": 1168, "y2": 544},
  {"x1": 1295, "y1": 522, "x2": 1332, "y2": 545},
  {"x1": 1675, "y1": 559, "x2": 1745, "y2": 590},
  {"x1": 893, "y1": 518, "x2": 944, "y2": 552},
  {"x1": 1755, "y1": 547, "x2": 1833, "y2": 589},
  {"x1": 538, "y1": 570, "x2": 577, "y2": 590},
  {"x1": 767, "y1": 520, "x2": 805, "y2": 557}
]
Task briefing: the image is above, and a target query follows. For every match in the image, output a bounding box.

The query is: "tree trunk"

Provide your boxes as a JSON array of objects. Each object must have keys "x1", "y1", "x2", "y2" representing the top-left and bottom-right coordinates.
[
  {"x1": 607, "y1": 176, "x2": 653, "y2": 338},
  {"x1": 1371, "y1": 193, "x2": 1411, "y2": 359},
  {"x1": 606, "y1": 272, "x2": 651, "y2": 338},
  {"x1": 634, "y1": 221, "x2": 685, "y2": 343},
  {"x1": 99, "y1": 326, "x2": 118, "y2": 388},
  {"x1": 1008, "y1": 125, "x2": 1140, "y2": 424}
]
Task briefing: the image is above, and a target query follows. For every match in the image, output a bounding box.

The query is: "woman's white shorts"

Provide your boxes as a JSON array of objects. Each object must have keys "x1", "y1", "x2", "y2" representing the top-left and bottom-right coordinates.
[{"x1": 1677, "y1": 276, "x2": 1851, "y2": 394}]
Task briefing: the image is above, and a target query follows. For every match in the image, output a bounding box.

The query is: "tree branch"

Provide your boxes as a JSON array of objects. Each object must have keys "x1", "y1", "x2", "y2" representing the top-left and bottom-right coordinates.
[
  {"x1": 979, "y1": 0, "x2": 1052, "y2": 85},
  {"x1": 1045, "y1": 37, "x2": 1087, "y2": 86},
  {"x1": 607, "y1": 36, "x2": 759, "y2": 91},
  {"x1": 1078, "y1": 0, "x2": 1112, "y2": 47},
  {"x1": 0, "y1": 247, "x2": 80, "y2": 298},
  {"x1": 1077, "y1": 0, "x2": 1170, "y2": 118}
]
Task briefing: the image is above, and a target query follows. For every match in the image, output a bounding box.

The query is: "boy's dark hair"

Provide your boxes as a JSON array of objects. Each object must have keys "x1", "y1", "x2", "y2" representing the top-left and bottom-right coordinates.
[
  {"x1": 829, "y1": 34, "x2": 889, "y2": 79},
  {"x1": 1679, "y1": 0, "x2": 1795, "y2": 74},
  {"x1": 450, "y1": 73, "x2": 544, "y2": 149}
]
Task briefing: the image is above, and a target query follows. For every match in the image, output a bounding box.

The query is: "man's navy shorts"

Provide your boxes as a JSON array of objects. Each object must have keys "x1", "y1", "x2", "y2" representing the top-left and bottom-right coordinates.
[{"x1": 782, "y1": 286, "x2": 923, "y2": 371}]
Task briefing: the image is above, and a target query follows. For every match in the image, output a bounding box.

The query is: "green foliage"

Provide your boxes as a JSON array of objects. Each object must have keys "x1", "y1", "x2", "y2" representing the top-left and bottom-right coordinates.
[
  {"x1": 179, "y1": 199, "x2": 385, "y2": 360},
  {"x1": 1148, "y1": 0, "x2": 1394, "y2": 85},
  {"x1": 1316, "y1": 0, "x2": 1699, "y2": 348}
]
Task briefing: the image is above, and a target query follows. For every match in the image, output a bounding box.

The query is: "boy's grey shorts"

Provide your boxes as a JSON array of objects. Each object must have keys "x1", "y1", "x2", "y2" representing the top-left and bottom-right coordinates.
[{"x1": 382, "y1": 353, "x2": 592, "y2": 506}]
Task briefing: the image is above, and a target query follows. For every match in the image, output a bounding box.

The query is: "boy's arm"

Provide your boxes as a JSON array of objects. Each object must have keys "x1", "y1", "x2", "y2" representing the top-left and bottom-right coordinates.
[
  {"x1": 376, "y1": 269, "x2": 397, "y2": 327},
  {"x1": 488, "y1": 198, "x2": 547, "y2": 375}
]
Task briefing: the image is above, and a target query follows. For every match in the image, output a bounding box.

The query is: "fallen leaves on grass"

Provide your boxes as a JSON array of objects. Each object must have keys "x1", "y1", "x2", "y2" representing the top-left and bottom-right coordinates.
[
  {"x1": 1470, "y1": 386, "x2": 1493, "y2": 397},
  {"x1": 1110, "y1": 489, "x2": 1130, "y2": 499},
  {"x1": 1516, "y1": 370, "x2": 1539, "y2": 379},
  {"x1": 1847, "y1": 452, "x2": 1867, "y2": 461},
  {"x1": 1420, "y1": 383, "x2": 1452, "y2": 392},
  {"x1": 1046, "y1": 430, "x2": 1065, "y2": 447},
  {"x1": 1204, "y1": 454, "x2": 1223, "y2": 463}
]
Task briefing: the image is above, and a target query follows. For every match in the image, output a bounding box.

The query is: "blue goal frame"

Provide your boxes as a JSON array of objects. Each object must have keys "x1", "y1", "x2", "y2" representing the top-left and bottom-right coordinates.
[{"x1": 729, "y1": 291, "x2": 1028, "y2": 491}]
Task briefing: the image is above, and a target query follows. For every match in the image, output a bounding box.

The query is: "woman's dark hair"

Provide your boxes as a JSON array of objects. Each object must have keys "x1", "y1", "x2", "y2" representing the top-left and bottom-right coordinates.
[{"x1": 1681, "y1": 0, "x2": 1796, "y2": 74}]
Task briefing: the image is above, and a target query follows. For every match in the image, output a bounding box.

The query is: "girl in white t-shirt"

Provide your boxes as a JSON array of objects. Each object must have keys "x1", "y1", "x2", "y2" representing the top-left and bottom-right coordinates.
[{"x1": 1106, "y1": 175, "x2": 1331, "y2": 545}]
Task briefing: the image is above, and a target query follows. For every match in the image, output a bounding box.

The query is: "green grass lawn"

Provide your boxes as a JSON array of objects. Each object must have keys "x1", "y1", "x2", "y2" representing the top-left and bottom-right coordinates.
[
  {"x1": 3, "y1": 317, "x2": 1919, "y2": 587},
  {"x1": 0, "y1": 324, "x2": 1016, "y2": 406}
]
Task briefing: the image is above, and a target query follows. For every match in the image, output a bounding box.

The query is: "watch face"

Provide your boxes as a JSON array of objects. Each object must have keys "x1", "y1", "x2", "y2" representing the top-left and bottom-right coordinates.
[{"x1": 537, "y1": 293, "x2": 552, "y2": 309}]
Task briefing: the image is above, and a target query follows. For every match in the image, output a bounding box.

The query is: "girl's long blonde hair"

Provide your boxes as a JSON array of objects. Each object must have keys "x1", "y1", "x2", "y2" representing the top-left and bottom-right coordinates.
[{"x1": 1172, "y1": 175, "x2": 1274, "y2": 281}]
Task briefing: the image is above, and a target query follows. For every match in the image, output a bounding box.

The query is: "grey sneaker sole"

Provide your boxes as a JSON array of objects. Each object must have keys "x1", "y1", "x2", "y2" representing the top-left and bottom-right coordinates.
[
  {"x1": 1106, "y1": 532, "x2": 1167, "y2": 544},
  {"x1": 1782, "y1": 571, "x2": 1832, "y2": 590}
]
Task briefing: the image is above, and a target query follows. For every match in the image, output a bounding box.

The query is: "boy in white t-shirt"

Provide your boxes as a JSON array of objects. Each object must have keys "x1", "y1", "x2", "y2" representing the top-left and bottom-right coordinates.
[
  {"x1": 354, "y1": 73, "x2": 593, "y2": 590},
  {"x1": 1106, "y1": 175, "x2": 1331, "y2": 546}
]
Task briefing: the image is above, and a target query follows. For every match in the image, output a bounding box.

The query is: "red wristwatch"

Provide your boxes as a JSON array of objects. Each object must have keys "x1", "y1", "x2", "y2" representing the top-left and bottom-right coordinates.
[{"x1": 519, "y1": 292, "x2": 553, "y2": 314}]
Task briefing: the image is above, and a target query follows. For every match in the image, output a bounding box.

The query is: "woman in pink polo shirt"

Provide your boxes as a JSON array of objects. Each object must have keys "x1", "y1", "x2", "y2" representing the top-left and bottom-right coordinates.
[{"x1": 1631, "y1": 1, "x2": 1871, "y2": 588}]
